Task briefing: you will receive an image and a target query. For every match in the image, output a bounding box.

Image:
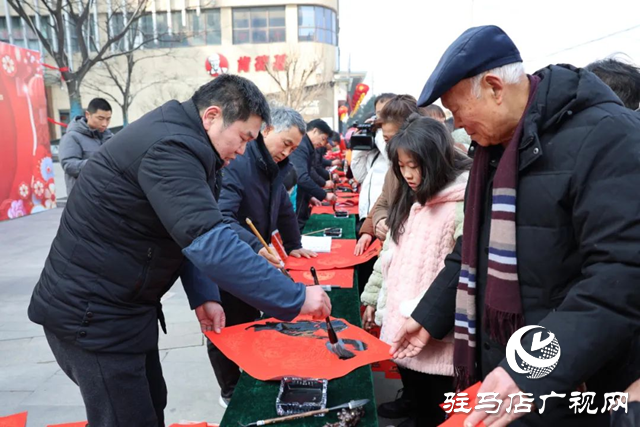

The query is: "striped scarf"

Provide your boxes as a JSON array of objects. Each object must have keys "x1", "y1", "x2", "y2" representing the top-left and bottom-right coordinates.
[{"x1": 453, "y1": 75, "x2": 540, "y2": 390}]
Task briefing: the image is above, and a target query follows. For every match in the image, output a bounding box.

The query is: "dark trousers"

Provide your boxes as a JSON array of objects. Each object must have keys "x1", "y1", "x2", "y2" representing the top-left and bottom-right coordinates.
[
  {"x1": 355, "y1": 218, "x2": 376, "y2": 295},
  {"x1": 207, "y1": 289, "x2": 261, "y2": 398},
  {"x1": 399, "y1": 366, "x2": 453, "y2": 426},
  {"x1": 296, "y1": 197, "x2": 311, "y2": 231},
  {"x1": 44, "y1": 328, "x2": 167, "y2": 427}
]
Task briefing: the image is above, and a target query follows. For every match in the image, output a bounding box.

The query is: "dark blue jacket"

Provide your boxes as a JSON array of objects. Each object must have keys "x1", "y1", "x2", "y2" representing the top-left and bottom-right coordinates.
[
  {"x1": 314, "y1": 147, "x2": 331, "y2": 181},
  {"x1": 28, "y1": 99, "x2": 305, "y2": 354},
  {"x1": 218, "y1": 136, "x2": 302, "y2": 253},
  {"x1": 290, "y1": 135, "x2": 327, "y2": 209}
]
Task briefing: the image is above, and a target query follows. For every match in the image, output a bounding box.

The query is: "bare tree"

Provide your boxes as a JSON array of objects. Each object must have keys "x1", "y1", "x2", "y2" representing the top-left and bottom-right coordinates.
[
  {"x1": 7, "y1": 0, "x2": 150, "y2": 120},
  {"x1": 83, "y1": 41, "x2": 179, "y2": 125},
  {"x1": 264, "y1": 53, "x2": 332, "y2": 112},
  {"x1": 138, "y1": 81, "x2": 193, "y2": 113}
]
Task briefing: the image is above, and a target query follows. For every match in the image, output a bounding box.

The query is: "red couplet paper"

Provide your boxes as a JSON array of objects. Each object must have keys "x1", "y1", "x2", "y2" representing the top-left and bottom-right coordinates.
[
  {"x1": 205, "y1": 316, "x2": 391, "y2": 381},
  {"x1": 285, "y1": 239, "x2": 381, "y2": 270},
  {"x1": 439, "y1": 382, "x2": 485, "y2": 427},
  {"x1": 311, "y1": 203, "x2": 359, "y2": 215},
  {"x1": 336, "y1": 192, "x2": 359, "y2": 200},
  {"x1": 0, "y1": 413, "x2": 27, "y2": 427},
  {"x1": 288, "y1": 268, "x2": 354, "y2": 288},
  {"x1": 47, "y1": 423, "x2": 87, "y2": 427}
]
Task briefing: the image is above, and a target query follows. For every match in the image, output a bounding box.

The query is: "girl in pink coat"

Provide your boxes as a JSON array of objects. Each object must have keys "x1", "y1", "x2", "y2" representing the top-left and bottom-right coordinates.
[{"x1": 379, "y1": 114, "x2": 471, "y2": 426}]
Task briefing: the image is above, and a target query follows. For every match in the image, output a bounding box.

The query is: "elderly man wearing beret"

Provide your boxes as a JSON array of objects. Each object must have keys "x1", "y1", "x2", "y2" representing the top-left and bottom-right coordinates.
[{"x1": 391, "y1": 25, "x2": 640, "y2": 427}]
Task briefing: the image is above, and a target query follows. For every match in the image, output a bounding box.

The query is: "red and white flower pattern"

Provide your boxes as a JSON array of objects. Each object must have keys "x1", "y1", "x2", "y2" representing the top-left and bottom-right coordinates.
[
  {"x1": 32, "y1": 178, "x2": 45, "y2": 199},
  {"x1": 18, "y1": 182, "x2": 30, "y2": 199},
  {"x1": 2, "y1": 55, "x2": 16, "y2": 77}
]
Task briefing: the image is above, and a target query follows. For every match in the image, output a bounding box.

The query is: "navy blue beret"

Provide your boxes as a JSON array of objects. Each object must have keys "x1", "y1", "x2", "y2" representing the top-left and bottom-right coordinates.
[{"x1": 418, "y1": 25, "x2": 522, "y2": 107}]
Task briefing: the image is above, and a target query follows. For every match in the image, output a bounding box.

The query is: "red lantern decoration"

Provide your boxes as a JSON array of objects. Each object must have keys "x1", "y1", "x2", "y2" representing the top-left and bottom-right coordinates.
[
  {"x1": 338, "y1": 105, "x2": 349, "y2": 122},
  {"x1": 349, "y1": 83, "x2": 370, "y2": 117}
]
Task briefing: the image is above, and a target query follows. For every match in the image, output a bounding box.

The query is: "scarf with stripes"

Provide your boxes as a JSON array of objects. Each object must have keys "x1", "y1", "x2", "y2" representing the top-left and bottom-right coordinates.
[{"x1": 453, "y1": 75, "x2": 540, "y2": 390}]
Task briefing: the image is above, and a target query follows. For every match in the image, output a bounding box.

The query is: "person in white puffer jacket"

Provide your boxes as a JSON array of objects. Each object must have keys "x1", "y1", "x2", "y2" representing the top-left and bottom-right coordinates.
[{"x1": 351, "y1": 129, "x2": 389, "y2": 218}]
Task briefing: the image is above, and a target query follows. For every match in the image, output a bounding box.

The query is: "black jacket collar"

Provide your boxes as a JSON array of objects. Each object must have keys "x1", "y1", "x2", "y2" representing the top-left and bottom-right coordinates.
[{"x1": 249, "y1": 134, "x2": 289, "y2": 181}]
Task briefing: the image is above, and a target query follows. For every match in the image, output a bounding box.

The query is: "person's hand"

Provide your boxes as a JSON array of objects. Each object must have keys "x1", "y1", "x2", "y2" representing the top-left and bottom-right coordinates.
[
  {"x1": 375, "y1": 219, "x2": 389, "y2": 241},
  {"x1": 290, "y1": 248, "x2": 317, "y2": 258},
  {"x1": 258, "y1": 247, "x2": 283, "y2": 268},
  {"x1": 625, "y1": 378, "x2": 640, "y2": 402},
  {"x1": 362, "y1": 305, "x2": 376, "y2": 330},
  {"x1": 325, "y1": 193, "x2": 338, "y2": 204},
  {"x1": 390, "y1": 317, "x2": 431, "y2": 359},
  {"x1": 195, "y1": 301, "x2": 226, "y2": 334},
  {"x1": 332, "y1": 159, "x2": 342, "y2": 166},
  {"x1": 325, "y1": 180, "x2": 335, "y2": 189},
  {"x1": 310, "y1": 197, "x2": 323, "y2": 207},
  {"x1": 332, "y1": 173, "x2": 340, "y2": 181},
  {"x1": 464, "y1": 367, "x2": 529, "y2": 427},
  {"x1": 354, "y1": 233, "x2": 373, "y2": 256},
  {"x1": 300, "y1": 286, "x2": 332, "y2": 319}
]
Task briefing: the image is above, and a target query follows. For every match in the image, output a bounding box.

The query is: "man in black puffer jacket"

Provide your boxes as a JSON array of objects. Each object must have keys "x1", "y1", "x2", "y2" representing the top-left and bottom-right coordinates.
[
  {"x1": 391, "y1": 26, "x2": 640, "y2": 427},
  {"x1": 28, "y1": 75, "x2": 331, "y2": 427},
  {"x1": 205, "y1": 106, "x2": 318, "y2": 407},
  {"x1": 289, "y1": 118, "x2": 337, "y2": 230}
]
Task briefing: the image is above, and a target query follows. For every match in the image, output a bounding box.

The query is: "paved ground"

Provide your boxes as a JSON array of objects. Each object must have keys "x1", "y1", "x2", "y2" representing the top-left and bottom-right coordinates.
[{"x1": 0, "y1": 186, "x2": 401, "y2": 425}]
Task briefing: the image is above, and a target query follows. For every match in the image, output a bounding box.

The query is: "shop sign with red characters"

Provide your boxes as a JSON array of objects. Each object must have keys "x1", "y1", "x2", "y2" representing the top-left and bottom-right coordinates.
[
  {"x1": 0, "y1": 41, "x2": 56, "y2": 222},
  {"x1": 208, "y1": 53, "x2": 290, "y2": 75}
]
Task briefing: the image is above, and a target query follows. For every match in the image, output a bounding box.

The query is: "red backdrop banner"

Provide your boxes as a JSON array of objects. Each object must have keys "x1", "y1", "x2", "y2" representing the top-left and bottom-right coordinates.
[{"x1": 0, "y1": 42, "x2": 56, "y2": 221}]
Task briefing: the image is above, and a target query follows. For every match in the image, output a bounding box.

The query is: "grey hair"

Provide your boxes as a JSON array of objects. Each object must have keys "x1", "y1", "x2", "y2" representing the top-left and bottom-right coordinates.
[
  {"x1": 262, "y1": 106, "x2": 307, "y2": 135},
  {"x1": 470, "y1": 62, "x2": 526, "y2": 98}
]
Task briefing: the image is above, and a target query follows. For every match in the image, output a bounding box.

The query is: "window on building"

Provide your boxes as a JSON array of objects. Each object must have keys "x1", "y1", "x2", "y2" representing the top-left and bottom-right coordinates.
[
  {"x1": 298, "y1": 6, "x2": 336, "y2": 45},
  {"x1": 0, "y1": 16, "x2": 43, "y2": 50},
  {"x1": 139, "y1": 9, "x2": 220, "y2": 48},
  {"x1": 0, "y1": 17, "x2": 11, "y2": 44},
  {"x1": 232, "y1": 7, "x2": 285, "y2": 44},
  {"x1": 59, "y1": 110, "x2": 70, "y2": 136},
  {"x1": 69, "y1": 17, "x2": 98, "y2": 53}
]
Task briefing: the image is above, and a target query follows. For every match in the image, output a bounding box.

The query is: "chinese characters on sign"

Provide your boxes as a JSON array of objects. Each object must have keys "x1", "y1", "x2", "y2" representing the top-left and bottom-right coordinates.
[
  {"x1": 236, "y1": 54, "x2": 288, "y2": 73},
  {"x1": 237, "y1": 56, "x2": 251, "y2": 73},
  {"x1": 443, "y1": 391, "x2": 629, "y2": 415}
]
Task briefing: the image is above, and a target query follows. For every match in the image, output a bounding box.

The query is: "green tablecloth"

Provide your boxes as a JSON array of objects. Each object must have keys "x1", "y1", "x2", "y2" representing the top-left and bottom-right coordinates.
[
  {"x1": 301, "y1": 214, "x2": 357, "y2": 240},
  {"x1": 220, "y1": 214, "x2": 378, "y2": 427}
]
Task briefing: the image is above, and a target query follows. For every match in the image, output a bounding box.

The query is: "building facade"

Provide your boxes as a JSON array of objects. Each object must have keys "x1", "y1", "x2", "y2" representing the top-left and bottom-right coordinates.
[{"x1": 0, "y1": 0, "x2": 342, "y2": 138}]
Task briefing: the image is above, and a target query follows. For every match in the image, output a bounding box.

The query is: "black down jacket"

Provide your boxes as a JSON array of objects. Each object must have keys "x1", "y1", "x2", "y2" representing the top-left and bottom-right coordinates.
[
  {"x1": 413, "y1": 65, "x2": 640, "y2": 426},
  {"x1": 28, "y1": 99, "x2": 305, "y2": 353}
]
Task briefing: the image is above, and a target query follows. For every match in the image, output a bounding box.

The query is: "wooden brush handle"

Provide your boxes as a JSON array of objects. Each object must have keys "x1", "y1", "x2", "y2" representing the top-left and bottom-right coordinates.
[
  {"x1": 302, "y1": 228, "x2": 330, "y2": 236},
  {"x1": 245, "y1": 218, "x2": 272, "y2": 253},
  {"x1": 262, "y1": 408, "x2": 330, "y2": 425}
]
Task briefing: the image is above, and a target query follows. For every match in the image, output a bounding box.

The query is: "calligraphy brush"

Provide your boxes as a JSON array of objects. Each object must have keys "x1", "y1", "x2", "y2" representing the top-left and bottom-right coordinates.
[
  {"x1": 245, "y1": 218, "x2": 294, "y2": 282},
  {"x1": 310, "y1": 267, "x2": 353, "y2": 360},
  {"x1": 302, "y1": 227, "x2": 331, "y2": 236},
  {"x1": 239, "y1": 399, "x2": 369, "y2": 427}
]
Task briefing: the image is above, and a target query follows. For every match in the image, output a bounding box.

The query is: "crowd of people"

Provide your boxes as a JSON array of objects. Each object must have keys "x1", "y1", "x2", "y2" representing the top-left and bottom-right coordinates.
[{"x1": 43, "y1": 24, "x2": 640, "y2": 427}]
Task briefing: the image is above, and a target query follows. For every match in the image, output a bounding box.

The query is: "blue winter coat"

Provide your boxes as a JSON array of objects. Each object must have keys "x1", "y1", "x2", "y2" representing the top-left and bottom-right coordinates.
[{"x1": 290, "y1": 135, "x2": 327, "y2": 211}]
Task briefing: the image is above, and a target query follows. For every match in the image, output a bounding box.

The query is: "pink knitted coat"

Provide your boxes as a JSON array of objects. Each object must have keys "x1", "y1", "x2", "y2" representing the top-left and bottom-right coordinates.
[{"x1": 379, "y1": 172, "x2": 467, "y2": 376}]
